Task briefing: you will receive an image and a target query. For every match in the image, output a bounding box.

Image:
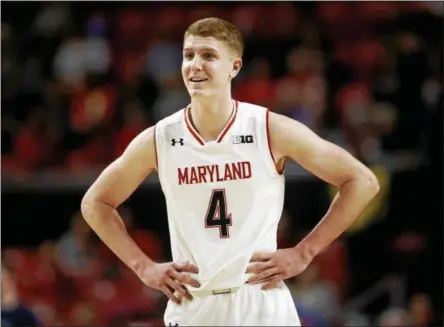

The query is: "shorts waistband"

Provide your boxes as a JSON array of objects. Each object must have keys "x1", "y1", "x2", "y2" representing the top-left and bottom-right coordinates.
[
  {"x1": 184, "y1": 273, "x2": 255, "y2": 298},
  {"x1": 191, "y1": 285, "x2": 242, "y2": 297}
]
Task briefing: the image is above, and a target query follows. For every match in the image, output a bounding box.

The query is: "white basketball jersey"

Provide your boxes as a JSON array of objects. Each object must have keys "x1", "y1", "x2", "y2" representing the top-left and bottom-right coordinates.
[{"x1": 154, "y1": 100, "x2": 285, "y2": 291}]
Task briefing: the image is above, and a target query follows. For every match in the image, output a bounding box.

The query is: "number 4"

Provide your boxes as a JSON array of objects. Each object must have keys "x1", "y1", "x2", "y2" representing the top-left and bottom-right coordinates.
[{"x1": 205, "y1": 189, "x2": 232, "y2": 238}]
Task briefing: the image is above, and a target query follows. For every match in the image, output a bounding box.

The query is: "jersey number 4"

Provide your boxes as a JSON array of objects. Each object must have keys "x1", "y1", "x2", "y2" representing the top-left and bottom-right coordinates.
[{"x1": 205, "y1": 189, "x2": 232, "y2": 238}]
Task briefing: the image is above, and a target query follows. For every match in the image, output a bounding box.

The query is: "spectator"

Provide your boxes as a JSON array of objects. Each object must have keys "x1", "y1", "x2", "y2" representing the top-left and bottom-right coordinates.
[
  {"x1": 289, "y1": 263, "x2": 341, "y2": 325},
  {"x1": 53, "y1": 18, "x2": 110, "y2": 92},
  {"x1": 377, "y1": 307, "x2": 411, "y2": 326},
  {"x1": 143, "y1": 35, "x2": 183, "y2": 86},
  {"x1": 1, "y1": 264, "x2": 40, "y2": 327},
  {"x1": 234, "y1": 57, "x2": 276, "y2": 108},
  {"x1": 409, "y1": 293, "x2": 434, "y2": 326},
  {"x1": 274, "y1": 46, "x2": 327, "y2": 134},
  {"x1": 151, "y1": 73, "x2": 189, "y2": 121},
  {"x1": 114, "y1": 100, "x2": 150, "y2": 158},
  {"x1": 54, "y1": 211, "x2": 98, "y2": 278}
]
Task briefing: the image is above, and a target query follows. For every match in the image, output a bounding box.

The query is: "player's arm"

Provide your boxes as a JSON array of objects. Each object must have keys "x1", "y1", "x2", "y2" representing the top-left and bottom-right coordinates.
[
  {"x1": 81, "y1": 127, "x2": 157, "y2": 275},
  {"x1": 269, "y1": 112, "x2": 380, "y2": 259}
]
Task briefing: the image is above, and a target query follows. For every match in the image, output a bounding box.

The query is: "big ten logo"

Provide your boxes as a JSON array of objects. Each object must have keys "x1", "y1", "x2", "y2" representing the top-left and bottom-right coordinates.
[{"x1": 232, "y1": 135, "x2": 254, "y2": 144}]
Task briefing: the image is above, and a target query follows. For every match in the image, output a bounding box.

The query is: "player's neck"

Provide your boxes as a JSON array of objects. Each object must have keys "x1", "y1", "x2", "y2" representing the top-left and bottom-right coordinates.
[{"x1": 189, "y1": 94, "x2": 234, "y2": 142}]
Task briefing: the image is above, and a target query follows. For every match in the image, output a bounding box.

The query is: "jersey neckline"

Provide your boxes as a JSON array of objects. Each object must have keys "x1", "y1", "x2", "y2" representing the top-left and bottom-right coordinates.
[{"x1": 184, "y1": 100, "x2": 239, "y2": 146}]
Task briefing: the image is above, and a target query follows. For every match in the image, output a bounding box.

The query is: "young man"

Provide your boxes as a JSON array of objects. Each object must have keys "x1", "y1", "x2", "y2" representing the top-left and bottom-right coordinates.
[{"x1": 81, "y1": 17, "x2": 379, "y2": 326}]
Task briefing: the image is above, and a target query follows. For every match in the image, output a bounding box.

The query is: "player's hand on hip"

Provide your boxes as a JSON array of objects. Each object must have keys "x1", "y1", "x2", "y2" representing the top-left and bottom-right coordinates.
[
  {"x1": 138, "y1": 261, "x2": 201, "y2": 304},
  {"x1": 246, "y1": 248, "x2": 312, "y2": 290}
]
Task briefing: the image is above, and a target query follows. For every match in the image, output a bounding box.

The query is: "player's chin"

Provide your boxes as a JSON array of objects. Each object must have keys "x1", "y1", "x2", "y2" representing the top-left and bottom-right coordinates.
[{"x1": 188, "y1": 88, "x2": 212, "y2": 97}]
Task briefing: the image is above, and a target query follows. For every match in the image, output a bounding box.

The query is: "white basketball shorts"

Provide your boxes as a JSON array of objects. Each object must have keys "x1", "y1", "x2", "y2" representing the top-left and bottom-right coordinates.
[{"x1": 164, "y1": 282, "x2": 301, "y2": 326}]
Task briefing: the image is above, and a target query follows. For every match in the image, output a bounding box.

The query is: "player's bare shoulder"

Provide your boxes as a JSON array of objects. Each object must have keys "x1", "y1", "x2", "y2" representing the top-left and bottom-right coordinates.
[
  {"x1": 81, "y1": 109, "x2": 185, "y2": 218},
  {"x1": 267, "y1": 110, "x2": 378, "y2": 188},
  {"x1": 266, "y1": 110, "x2": 319, "y2": 158},
  {"x1": 119, "y1": 125, "x2": 158, "y2": 171}
]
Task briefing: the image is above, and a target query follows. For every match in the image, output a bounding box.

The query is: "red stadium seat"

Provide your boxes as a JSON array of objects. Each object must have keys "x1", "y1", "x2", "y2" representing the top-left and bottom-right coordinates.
[
  {"x1": 3, "y1": 248, "x2": 57, "y2": 298},
  {"x1": 355, "y1": 2, "x2": 398, "y2": 21}
]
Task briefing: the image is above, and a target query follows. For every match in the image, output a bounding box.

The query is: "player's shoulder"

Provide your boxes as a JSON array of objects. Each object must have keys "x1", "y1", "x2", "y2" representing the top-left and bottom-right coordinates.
[{"x1": 155, "y1": 108, "x2": 186, "y2": 130}]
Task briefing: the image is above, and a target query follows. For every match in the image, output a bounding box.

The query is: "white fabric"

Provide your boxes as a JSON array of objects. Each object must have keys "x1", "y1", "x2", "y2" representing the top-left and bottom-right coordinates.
[{"x1": 164, "y1": 282, "x2": 301, "y2": 326}]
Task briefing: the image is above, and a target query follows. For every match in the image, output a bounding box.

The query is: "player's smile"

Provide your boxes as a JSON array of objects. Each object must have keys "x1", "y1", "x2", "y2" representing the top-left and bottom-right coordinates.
[{"x1": 189, "y1": 77, "x2": 209, "y2": 83}]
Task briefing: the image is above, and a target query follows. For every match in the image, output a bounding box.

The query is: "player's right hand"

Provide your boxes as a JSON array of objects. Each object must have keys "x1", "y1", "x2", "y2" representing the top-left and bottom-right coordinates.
[{"x1": 138, "y1": 262, "x2": 201, "y2": 304}]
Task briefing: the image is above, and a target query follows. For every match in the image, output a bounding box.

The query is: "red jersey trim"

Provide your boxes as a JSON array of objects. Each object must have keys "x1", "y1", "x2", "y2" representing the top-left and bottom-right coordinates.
[
  {"x1": 184, "y1": 100, "x2": 239, "y2": 145},
  {"x1": 184, "y1": 107, "x2": 205, "y2": 145},
  {"x1": 266, "y1": 109, "x2": 284, "y2": 175},
  {"x1": 216, "y1": 100, "x2": 238, "y2": 143}
]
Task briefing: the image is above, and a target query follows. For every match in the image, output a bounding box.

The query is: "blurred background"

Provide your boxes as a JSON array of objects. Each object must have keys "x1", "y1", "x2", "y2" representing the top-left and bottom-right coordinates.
[{"x1": 1, "y1": 1, "x2": 442, "y2": 326}]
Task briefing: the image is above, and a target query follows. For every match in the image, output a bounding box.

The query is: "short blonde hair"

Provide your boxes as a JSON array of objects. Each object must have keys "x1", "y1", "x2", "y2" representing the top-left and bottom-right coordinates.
[{"x1": 185, "y1": 17, "x2": 244, "y2": 58}]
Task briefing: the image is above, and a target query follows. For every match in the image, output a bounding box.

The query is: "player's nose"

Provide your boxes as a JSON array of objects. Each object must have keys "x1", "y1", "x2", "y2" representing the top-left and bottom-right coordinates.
[{"x1": 190, "y1": 56, "x2": 204, "y2": 72}]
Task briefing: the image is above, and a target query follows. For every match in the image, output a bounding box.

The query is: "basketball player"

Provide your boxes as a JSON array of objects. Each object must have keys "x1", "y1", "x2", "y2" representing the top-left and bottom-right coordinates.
[{"x1": 81, "y1": 18, "x2": 380, "y2": 326}]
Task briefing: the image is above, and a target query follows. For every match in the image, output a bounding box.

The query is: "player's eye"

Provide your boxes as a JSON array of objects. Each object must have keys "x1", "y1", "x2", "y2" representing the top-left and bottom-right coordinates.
[
  {"x1": 203, "y1": 53, "x2": 215, "y2": 60},
  {"x1": 184, "y1": 53, "x2": 194, "y2": 60}
]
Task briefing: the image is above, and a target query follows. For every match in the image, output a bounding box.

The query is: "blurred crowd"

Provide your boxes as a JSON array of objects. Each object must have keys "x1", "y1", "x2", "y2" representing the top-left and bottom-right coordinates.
[
  {"x1": 2, "y1": 208, "x2": 166, "y2": 326},
  {"x1": 2, "y1": 2, "x2": 442, "y2": 175},
  {"x1": 1, "y1": 2, "x2": 442, "y2": 327}
]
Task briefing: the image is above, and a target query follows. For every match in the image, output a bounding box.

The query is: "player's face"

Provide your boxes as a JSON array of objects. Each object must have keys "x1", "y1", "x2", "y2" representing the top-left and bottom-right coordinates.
[{"x1": 182, "y1": 35, "x2": 241, "y2": 98}]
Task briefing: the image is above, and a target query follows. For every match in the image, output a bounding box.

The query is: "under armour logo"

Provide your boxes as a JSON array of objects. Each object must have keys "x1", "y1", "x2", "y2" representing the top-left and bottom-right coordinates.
[
  {"x1": 171, "y1": 138, "x2": 184, "y2": 146},
  {"x1": 168, "y1": 323, "x2": 179, "y2": 326}
]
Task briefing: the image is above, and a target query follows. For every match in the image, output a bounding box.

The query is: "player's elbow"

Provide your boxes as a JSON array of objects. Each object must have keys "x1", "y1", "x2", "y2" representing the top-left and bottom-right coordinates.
[
  {"x1": 80, "y1": 191, "x2": 105, "y2": 224},
  {"x1": 81, "y1": 188, "x2": 117, "y2": 223},
  {"x1": 358, "y1": 169, "x2": 380, "y2": 199},
  {"x1": 80, "y1": 194, "x2": 95, "y2": 223}
]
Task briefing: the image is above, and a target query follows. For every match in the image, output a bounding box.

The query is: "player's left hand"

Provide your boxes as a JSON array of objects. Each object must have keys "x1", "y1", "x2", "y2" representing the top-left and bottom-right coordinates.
[{"x1": 246, "y1": 247, "x2": 313, "y2": 290}]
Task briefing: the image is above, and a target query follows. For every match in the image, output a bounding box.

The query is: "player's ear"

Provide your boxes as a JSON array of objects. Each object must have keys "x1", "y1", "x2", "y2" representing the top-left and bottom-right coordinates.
[{"x1": 231, "y1": 59, "x2": 243, "y2": 78}]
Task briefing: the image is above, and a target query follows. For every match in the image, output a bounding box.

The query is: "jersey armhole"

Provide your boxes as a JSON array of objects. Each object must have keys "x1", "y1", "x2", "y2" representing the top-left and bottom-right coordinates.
[
  {"x1": 266, "y1": 109, "x2": 284, "y2": 176},
  {"x1": 153, "y1": 124, "x2": 159, "y2": 172}
]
